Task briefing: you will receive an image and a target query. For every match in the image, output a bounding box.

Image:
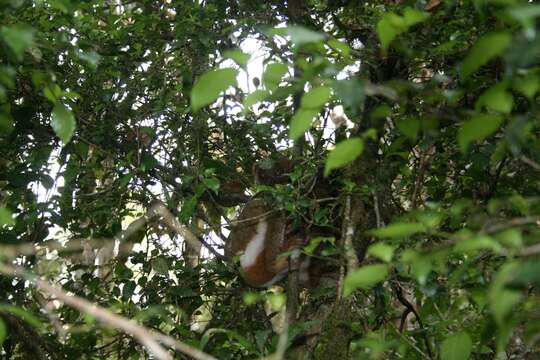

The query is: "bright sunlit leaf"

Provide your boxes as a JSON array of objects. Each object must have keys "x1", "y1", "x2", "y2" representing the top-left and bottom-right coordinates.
[
  {"x1": 289, "y1": 108, "x2": 319, "y2": 140},
  {"x1": 300, "y1": 86, "x2": 332, "y2": 109},
  {"x1": 377, "y1": 8, "x2": 428, "y2": 49},
  {"x1": 370, "y1": 222, "x2": 425, "y2": 238},
  {"x1": 490, "y1": 288, "x2": 522, "y2": 325},
  {"x1": 223, "y1": 49, "x2": 250, "y2": 69},
  {"x1": 367, "y1": 243, "x2": 395, "y2": 263},
  {"x1": 344, "y1": 264, "x2": 389, "y2": 296},
  {"x1": 243, "y1": 89, "x2": 269, "y2": 110},
  {"x1": 262, "y1": 63, "x2": 288, "y2": 91},
  {"x1": 458, "y1": 114, "x2": 503, "y2": 152},
  {"x1": 324, "y1": 138, "x2": 364, "y2": 176},
  {"x1": 441, "y1": 332, "x2": 472, "y2": 360},
  {"x1": 461, "y1": 32, "x2": 511, "y2": 79},
  {"x1": 0, "y1": 25, "x2": 34, "y2": 61},
  {"x1": 476, "y1": 83, "x2": 513, "y2": 114},
  {"x1": 514, "y1": 75, "x2": 540, "y2": 99},
  {"x1": 51, "y1": 103, "x2": 76, "y2": 144},
  {"x1": 0, "y1": 207, "x2": 14, "y2": 226},
  {"x1": 0, "y1": 319, "x2": 5, "y2": 347},
  {"x1": 288, "y1": 26, "x2": 325, "y2": 45}
]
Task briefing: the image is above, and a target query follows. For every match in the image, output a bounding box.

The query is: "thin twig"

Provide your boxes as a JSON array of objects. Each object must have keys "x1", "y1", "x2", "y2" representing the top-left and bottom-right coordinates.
[
  {"x1": 0, "y1": 265, "x2": 217, "y2": 360},
  {"x1": 393, "y1": 282, "x2": 433, "y2": 360},
  {"x1": 521, "y1": 155, "x2": 540, "y2": 171},
  {"x1": 230, "y1": 208, "x2": 279, "y2": 225},
  {"x1": 149, "y1": 202, "x2": 201, "y2": 251},
  {"x1": 0, "y1": 201, "x2": 225, "y2": 262},
  {"x1": 33, "y1": 291, "x2": 66, "y2": 342},
  {"x1": 150, "y1": 202, "x2": 226, "y2": 261},
  {"x1": 313, "y1": 197, "x2": 338, "y2": 203},
  {"x1": 487, "y1": 156, "x2": 507, "y2": 198},
  {"x1": 260, "y1": 308, "x2": 290, "y2": 360},
  {"x1": 520, "y1": 242, "x2": 540, "y2": 257},
  {"x1": 483, "y1": 216, "x2": 540, "y2": 233},
  {"x1": 373, "y1": 190, "x2": 382, "y2": 228},
  {"x1": 390, "y1": 323, "x2": 431, "y2": 360},
  {"x1": 411, "y1": 146, "x2": 435, "y2": 209}
]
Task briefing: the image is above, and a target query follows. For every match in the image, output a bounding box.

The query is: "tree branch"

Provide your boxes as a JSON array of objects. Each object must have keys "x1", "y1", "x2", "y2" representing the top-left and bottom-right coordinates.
[{"x1": 0, "y1": 265, "x2": 217, "y2": 360}]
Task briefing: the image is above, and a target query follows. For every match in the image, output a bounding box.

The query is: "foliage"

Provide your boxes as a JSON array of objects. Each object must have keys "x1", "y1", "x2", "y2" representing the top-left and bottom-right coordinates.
[{"x1": 1, "y1": 0, "x2": 540, "y2": 359}]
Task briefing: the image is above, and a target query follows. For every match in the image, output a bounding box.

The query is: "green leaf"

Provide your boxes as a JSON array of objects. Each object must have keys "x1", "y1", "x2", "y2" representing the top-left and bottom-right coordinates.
[
  {"x1": 303, "y1": 236, "x2": 334, "y2": 255},
  {"x1": 114, "y1": 263, "x2": 134, "y2": 279},
  {"x1": 402, "y1": 7, "x2": 429, "y2": 26},
  {"x1": 300, "y1": 86, "x2": 332, "y2": 109},
  {"x1": 151, "y1": 257, "x2": 169, "y2": 274},
  {"x1": 243, "y1": 292, "x2": 261, "y2": 305},
  {"x1": 513, "y1": 75, "x2": 539, "y2": 99},
  {"x1": 417, "y1": 211, "x2": 443, "y2": 229},
  {"x1": 377, "y1": 8, "x2": 428, "y2": 50},
  {"x1": 344, "y1": 264, "x2": 389, "y2": 296},
  {"x1": 179, "y1": 196, "x2": 197, "y2": 222},
  {"x1": 476, "y1": 83, "x2": 513, "y2": 114},
  {"x1": 201, "y1": 328, "x2": 256, "y2": 353},
  {"x1": 203, "y1": 177, "x2": 220, "y2": 193},
  {"x1": 461, "y1": 32, "x2": 511, "y2": 79},
  {"x1": 509, "y1": 260, "x2": 540, "y2": 287},
  {"x1": 332, "y1": 79, "x2": 364, "y2": 115},
  {"x1": 367, "y1": 243, "x2": 395, "y2": 263},
  {"x1": 223, "y1": 49, "x2": 250, "y2": 69},
  {"x1": 495, "y1": 229, "x2": 523, "y2": 249},
  {"x1": 262, "y1": 63, "x2": 288, "y2": 91},
  {"x1": 370, "y1": 222, "x2": 425, "y2": 238},
  {"x1": 43, "y1": 84, "x2": 62, "y2": 103},
  {"x1": 458, "y1": 114, "x2": 503, "y2": 152},
  {"x1": 402, "y1": 250, "x2": 433, "y2": 285},
  {"x1": 0, "y1": 319, "x2": 5, "y2": 347},
  {"x1": 141, "y1": 153, "x2": 158, "y2": 172},
  {"x1": 243, "y1": 89, "x2": 269, "y2": 109},
  {"x1": 122, "y1": 280, "x2": 136, "y2": 299},
  {"x1": 441, "y1": 332, "x2": 472, "y2": 360},
  {"x1": 0, "y1": 25, "x2": 34, "y2": 61},
  {"x1": 490, "y1": 288, "x2": 521, "y2": 325},
  {"x1": 397, "y1": 118, "x2": 420, "y2": 140},
  {"x1": 0, "y1": 110, "x2": 14, "y2": 135},
  {"x1": 289, "y1": 108, "x2": 319, "y2": 140},
  {"x1": 377, "y1": 13, "x2": 401, "y2": 50},
  {"x1": 51, "y1": 104, "x2": 76, "y2": 144},
  {"x1": 371, "y1": 104, "x2": 392, "y2": 119},
  {"x1": 0, "y1": 305, "x2": 42, "y2": 329},
  {"x1": 48, "y1": 0, "x2": 71, "y2": 13},
  {"x1": 454, "y1": 236, "x2": 501, "y2": 253},
  {"x1": 0, "y1": 207, "x2": 14, "y2": 226},
  {"x1": 266, "y1": 293, "x2": 286, "y2": 311},
  {"x1": 356, "y1": 332, "x2": 387, "y2": 357},
  {"x1": 288, "y1": 26, "x2": 325, "y2": 45},
  {"x1": 328, "y1": 38, "x2": 350, "y2": 57},
  {"x1": 509, "y1": 4, "x2": 540, "y2": 31},
  {"x1": 191, "y1": 68, "x2": 238, "y2": 111},
  {"x1": 324, "y1": 138, "x2": 364, "y2": 176},
  {"x1": 76, "y1": 51, "x2": 101, "y2": 69}
]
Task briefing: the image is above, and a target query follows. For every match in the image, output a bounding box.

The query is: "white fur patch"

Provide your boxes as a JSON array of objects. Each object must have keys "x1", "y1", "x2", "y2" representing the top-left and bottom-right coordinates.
[{"x1": 240, "y1": 220, "x2": 268, "y2": 268}]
